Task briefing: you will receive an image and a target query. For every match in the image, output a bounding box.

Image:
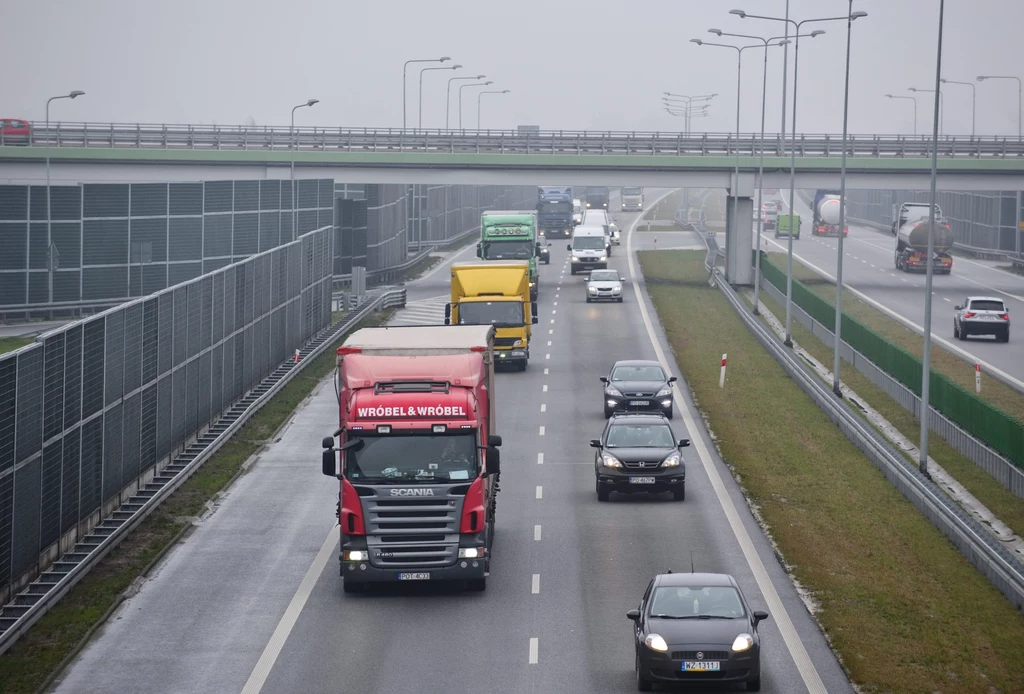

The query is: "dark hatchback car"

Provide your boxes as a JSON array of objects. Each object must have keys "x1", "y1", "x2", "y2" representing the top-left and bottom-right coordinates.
[
  {"x1": 591, "y1": 413, "x2": 690, "y2": 501},
  {"x1": 628, "y1": 572, "x2": 769, "y2": 691},
  {"x1": 601, "y1": 359, "x2": 677, "y2": 418}
]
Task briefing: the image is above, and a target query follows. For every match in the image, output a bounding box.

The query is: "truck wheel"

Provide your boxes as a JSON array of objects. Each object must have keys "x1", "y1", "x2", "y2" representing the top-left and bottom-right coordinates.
[
  {"x1": 597, "y1": 482, "x2": 611, "y2": 502},
  {"x1": 343, "y1": 580, "x2": 365, "y2": 594}
]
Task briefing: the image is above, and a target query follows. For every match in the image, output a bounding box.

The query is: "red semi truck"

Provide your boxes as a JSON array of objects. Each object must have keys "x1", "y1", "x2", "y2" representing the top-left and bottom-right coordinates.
[{"x1": 320, "y1": 325, "x2": 502, "y2": 593}]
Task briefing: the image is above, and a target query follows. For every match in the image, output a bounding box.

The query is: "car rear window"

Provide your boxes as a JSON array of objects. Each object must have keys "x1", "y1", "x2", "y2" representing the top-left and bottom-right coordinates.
[{"x1": 969, "y1": 300, "x2": 1005, "y2": 312}]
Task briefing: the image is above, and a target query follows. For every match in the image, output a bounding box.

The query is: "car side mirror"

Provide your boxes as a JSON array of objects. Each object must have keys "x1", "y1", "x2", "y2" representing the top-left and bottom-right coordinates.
[
  {"x1": 667, "y1": 376, "x2": 677, "y2": 383},
  {"x1": 953, "y1": 305, "x2": 961, "y2": 310},
  {"x1": 599, "y1": 377, "x2": 609, "y2": 384},
  {"x1": 321, "y1": 448, "x2": 336, "y2": 477},
  {"x1": 752, "y1": 610, "x2": 769, "y2": 625},
  {"x1": 547, "y1": 242, "x2": 552, "y2": 247},
  {"x1": 566, "y1": 244, "x2": 572, "y2": 251},
  {"x1": 620, "y1": 276, "x2": 626, "y2": 282},
  {"x1": 678, "y1": 439, "x2": 691, "y2": 448},
  {"x1": 589, "y1": 439, "x2": 602, "y2": 448},
  {"x1": 626, "y1": 609, "x2": 640, "y2": 621},
  {"x1": 486, "y1": 448, "x2": 501, "y2": 476}
]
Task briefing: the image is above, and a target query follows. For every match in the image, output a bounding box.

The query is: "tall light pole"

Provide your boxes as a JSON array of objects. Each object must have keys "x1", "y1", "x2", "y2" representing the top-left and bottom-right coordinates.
[
  {"x1": 290, "y1": 99, "x2": 318, "y2": 240},
  {"x1": 403, "y1": 56, "x2": 449, "y2": 129},
  {"x1": 885, "y1": 94, "x2": 918, "y2": 136},
  {"x1": 908, "y1": 87, "x2": 944, "y2": 135},
  {"x1": 45, "y1": 90, "x2": 85, "y2": 307},
  {"x1": 663, "y1": 92, "x2": 717, "y2": 135},
  {"x1": 478, "y1": 89, "x2": 510, "y2": 129},
  {"x1": 420, "y1": 64, "x2": 461, "y2": 129},
  {"x1": 940, "y1": 78, "x2": 976, "y2": 137},
  {"x1": 447, "y1": 74, "x2": 485, "y2": 129},
  {"x1": 459, "y1": 81, "x2": 492, "y2": 129},
  {"x1": 731, "y1": 7, "x2": 865, "y2": 348},
  {"x1": 920, "y1": 0, "x2": 946, "y2": 477},
  {"x1": 977, "y1": 75, "x2": 1023, "y2": 139}
]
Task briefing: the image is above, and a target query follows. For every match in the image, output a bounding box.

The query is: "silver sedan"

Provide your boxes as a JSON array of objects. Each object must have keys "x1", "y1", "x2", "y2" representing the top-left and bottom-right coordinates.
[{"x1": 586, "y1": 269, "x2": 626, "y2": 303}]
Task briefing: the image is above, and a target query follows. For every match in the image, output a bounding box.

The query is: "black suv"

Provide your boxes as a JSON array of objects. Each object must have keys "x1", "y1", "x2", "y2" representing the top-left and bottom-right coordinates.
[
  {"x1": 591, "y1": 413, "x2": 690, "y2": 502},
  {"x1": 600, "y1": 359, "x2": 677, "y2": 419}
]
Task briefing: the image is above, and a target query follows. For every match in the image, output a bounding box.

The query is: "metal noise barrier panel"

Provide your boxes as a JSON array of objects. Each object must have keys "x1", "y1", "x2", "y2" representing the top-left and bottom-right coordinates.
[
  {"x1": 758, "y1": 255, "x2": 1023, "y2": 470},
  {"x1": 0, "y1": 226, "x2": 334, "y2": 602}
]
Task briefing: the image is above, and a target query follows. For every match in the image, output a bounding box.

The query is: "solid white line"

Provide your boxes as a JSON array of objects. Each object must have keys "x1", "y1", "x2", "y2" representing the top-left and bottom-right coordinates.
[
  {"x1": 537, "y1": 452, "x2": 544, "y2": 464},
  {"x1": 534, "y1": 524, "x2": 542, "y2": 541},
  {"x1": 540, "y1": 403, "x2": 547, "y2": 412},
  {"x1": 529, "y1": 637, "x2": 539, "y2": 664},
  {"x1": 542, "y1": 384, "x2": 548, "y2": 392},
  {"x1": 240, "y1": 527, "x2": 336, "y2": 694},
  {"x1": 535, "y1": 485, "x2": 543, "y2": 499},
  {"x1": 539, "y1": 425, "x2": 545, "y2": 436},
  {"x1": 627, "y1": 203, "x2": 828, "y2": 694},
  {"x1": 531, "y1": 574, "x2": 540, "y2": 594}
]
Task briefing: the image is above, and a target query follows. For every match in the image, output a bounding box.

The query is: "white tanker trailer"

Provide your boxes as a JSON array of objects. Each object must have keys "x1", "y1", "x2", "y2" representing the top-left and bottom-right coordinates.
[{"x1": 810, "y1": 189, "x2": 848, "y2": 237}]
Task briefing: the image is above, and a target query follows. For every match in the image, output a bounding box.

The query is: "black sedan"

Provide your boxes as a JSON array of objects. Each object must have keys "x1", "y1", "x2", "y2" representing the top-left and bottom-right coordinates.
[
  {"x1": 591, "y1": 413, "x2": 689, "y2": 501},
  {"x1": 538, "y1": 240, "x2": 551, "y2": 264},
  {"x1": 601, "y1": 359, "x2": 677, "y2": 418},
  {"x1": 628, "y1": 572, "x2": 769, "y2": 691}
]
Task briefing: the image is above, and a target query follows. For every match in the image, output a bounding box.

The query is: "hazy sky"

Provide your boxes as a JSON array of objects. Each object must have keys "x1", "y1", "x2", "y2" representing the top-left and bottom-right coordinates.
[{"x1": 2, "y1": 1, "x2": 1022, "y2": 137}]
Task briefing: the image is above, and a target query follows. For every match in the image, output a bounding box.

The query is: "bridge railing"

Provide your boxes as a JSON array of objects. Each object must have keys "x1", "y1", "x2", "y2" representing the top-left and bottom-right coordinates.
[{"x1": 3, "y1": 122, "x2": 1024, "y2": 158}]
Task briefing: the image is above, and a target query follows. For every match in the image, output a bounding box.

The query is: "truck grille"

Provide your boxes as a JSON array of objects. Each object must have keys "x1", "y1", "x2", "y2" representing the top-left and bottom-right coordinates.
[
  {"x1": 362, "y1": 493, "x2": 463, "y2": 568},
  {"x1": 493, "y1": 337, "x2": 520, "y2": 348}
]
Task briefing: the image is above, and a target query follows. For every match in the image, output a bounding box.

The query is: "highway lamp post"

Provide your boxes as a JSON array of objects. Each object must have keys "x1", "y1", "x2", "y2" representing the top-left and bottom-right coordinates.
[
  {"x1": 731, "y1": 8, "x2": 865, "y2": 349},
  {"x1": 403, "y1": 57, "x2": 449, "y2": 129},
  {"x1": 447, "y1": 74, "x2": 485, "y2": 130},
  {"x1": 908, "y1": 87, "x2": 944, "y2": 136},
  {"x1": 459, "y1": 81, "x2": 493, "y2": 129},
  {"x1": 663, "y1": 92, "x2": 717, "y2": 137},
  {"x1": 478, "y1": 90, "x2": 510, "y2": 130},
  {"x1": 290, "y1": 99, "x2": 319, "y2": 240},
  {"x1": 45, "y1": 90, "x2": 85, "y2": 309},
  {"x1": 663, "y1": 105, "x2": 710, "y2": 136},
  {"x1": 940, "y1": 79, "x2": 976, "y2": 137},
  {"x1": 420, "y1": 64, "x2": 461, "y2": 129},
  {"x1": 976, "y1": 75, "x2": 1023, "y2": 139},
  {"x1": 920, "y1": 0, "x2": 946, "y2": 478},
  {"x1": 885, "y1": 94, "x2": 918, "y2": 136}
]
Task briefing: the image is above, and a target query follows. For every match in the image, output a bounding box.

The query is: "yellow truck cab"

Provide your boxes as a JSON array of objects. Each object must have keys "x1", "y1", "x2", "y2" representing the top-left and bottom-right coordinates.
[{"x1": 445, "y1": 261, "x2": 539, "y2": 371}]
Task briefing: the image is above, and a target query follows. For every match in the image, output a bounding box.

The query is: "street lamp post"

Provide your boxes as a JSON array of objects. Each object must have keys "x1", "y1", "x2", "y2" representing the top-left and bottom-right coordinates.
[
  {"x1": 478, "y1": 90, "x2": 510, "y2": 129},
  {"x1": 420, "y1": 64, "x2": 461, "y2": 129},
  {"x1": 403, "y1": 56, "x2": 450, "y2": 129},
  {"x1": 920, "y1": 0, "x2": 947, "y2": 477},
  {"x1": 45, "y1": 90, "x2": 85, "y2": 308},
  {"x1": 940, "y1": 78, "x2": 976, "y2": 137},
  {"x1": 459, "y1": 81, "x2": 493, "y2": 129},
  {"x1": 885, "y1": 94, "x2": 918, "y2": 136},
  {"x1": 447, "y1": 74, "x2": 485, "y2": 129},
  {"x1": 731, "y1": 7, "x2": 866, "y2": 348},
  {"x1": 908, "y1": 87, "x2": 944, "y2": 135},
  {"x1": 290, "y1": 99, "x2": 318, "y2": 240},
  {"x1": 663, "y1": 92, "x2": 717, "y2": 136},
  {"x1": 977, "y1": 75, "x2": 1023, "y2": 139}
]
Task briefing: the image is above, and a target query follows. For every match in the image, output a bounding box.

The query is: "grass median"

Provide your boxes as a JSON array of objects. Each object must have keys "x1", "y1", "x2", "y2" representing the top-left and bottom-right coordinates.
[
  {"x1": 639, "y1": 249, "x2": 1024, "y2": 693},
  {"x1": 0, "y1": 308, "x2": 393, "y2": 694},
  {"x1": 767, "y1": 251, "x2": 1024, "y2": 425},
  {"x1": 0, "y1": 337, "x2": 32, "y2": 356}
]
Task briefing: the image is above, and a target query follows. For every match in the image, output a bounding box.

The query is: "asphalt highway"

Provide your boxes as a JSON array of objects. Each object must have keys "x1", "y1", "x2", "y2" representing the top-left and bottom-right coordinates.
[{"x1": 50, "y1": 190, "x2": 854, "y2": 693}]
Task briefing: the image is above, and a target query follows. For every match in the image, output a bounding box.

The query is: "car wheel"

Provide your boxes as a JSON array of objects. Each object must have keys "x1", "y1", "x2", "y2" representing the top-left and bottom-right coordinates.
[
  {"x1": 604, "y1": 406, "x2": 613, "y2": 419},
  {"x1": 746, "y1": 676, "x2": 762, "y2": 691},
  {"x1": 636, "y1": 654, "x2": 653, "y2": 692},
  {"x1": 586, "y1": 297, "x2": 591, "y2": 303},
  {"x1": 665, "y1": 404, "x2": 674, "y2": 420},
  {"x1": 617, "y1": 297, "x2": 624, "y2": 303},
  {"x1": 673, "y1": 484, "x2": 685, "y2": 502},
  {"x1": 959, "y1": 325, "x2": 969, "y2": 341},
  {"x1": 597, "y1": 482, "x2": 611, "y2": 502},
  {"x1": 1000, "y1": 328, "x2": 1010, "y2": 343},
  {"x1": 342, "y1": 580, "x2": 364, "y2": 594}
]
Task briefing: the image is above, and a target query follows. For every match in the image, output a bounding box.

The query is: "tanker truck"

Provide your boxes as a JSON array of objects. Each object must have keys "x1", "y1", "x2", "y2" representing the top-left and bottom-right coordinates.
[
  {"x1": 810, "y1": 189, "x2": 848, "y2": 237},
  {"x1": 894, "y1": 217, "x2": 954, "y2": 274}
]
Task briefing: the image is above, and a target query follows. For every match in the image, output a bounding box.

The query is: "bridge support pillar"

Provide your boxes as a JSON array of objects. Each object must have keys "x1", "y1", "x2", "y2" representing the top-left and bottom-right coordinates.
[{"x1": 725, "y1": 173, "x2": 756, "y2": 285}]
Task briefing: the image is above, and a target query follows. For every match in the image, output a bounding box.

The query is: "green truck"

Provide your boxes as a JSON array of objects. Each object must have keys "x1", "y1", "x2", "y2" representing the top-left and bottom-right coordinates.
[{"x1": 477, "y1": 211, "x2": 546, "y2": 300}]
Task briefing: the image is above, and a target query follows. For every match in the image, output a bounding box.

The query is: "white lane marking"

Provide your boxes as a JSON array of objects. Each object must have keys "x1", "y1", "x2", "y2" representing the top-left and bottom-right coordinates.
[
  {"x1": 531, "y1": 574, "x2": 540, "y2": 594},
  {"x1": 943, "y1": 297, "x2": 951, "y2": 302},
  {"x1": 547, "y1": 340, "x2": 552, "y2": 346},
  {"x1": 545, "y1": 353, "x2": 551, "y2": 360},
  {"x1": 539, "y1": 425, "x2": 545, "y2": 436},
  {"x1": 627, "y1": 201, "x2": 829, "y2": 694},
  {"x1": 763, "y1": 236, "x2": 1024, "y2": 391},
  {"x1": 535, "y1": 485, "x2": 543, "y2": 499},
  {"x1": 552, "y1": 309, "x2": 556, "y2": 314},
  {"x1": 549, "y1": 329, "x2": 553, "y2": 335},
  {"x1": 554, "y1": 301, "x2": 558, "y2": 306},
  {"x1": 537, "y1": 452, "x2": 544, "y2": 464},
  {"x1": 550, "y1": 319, "x2": 555, "y2": 324},
  {"x1": 869, "y1": 263, "x2": 876, "y2": 268},
  {"x1": 240, "y1": 527, "x2": 337, "y2": 694},
  {"x1": 529, "y1": 637, "x2": 539, "y2": 664},
  {"x1": 534, "y1": 524, "x2": 542, "y2": 541},
  {"x1": 540, "y1": 403, "x2": 547, "y2": 412},
  {"x1": 543, "y1": 384, "x2": 548, "y2": 392},
  {"x1": 544, "y1": 368, "x2": 549, "y2": 375}
]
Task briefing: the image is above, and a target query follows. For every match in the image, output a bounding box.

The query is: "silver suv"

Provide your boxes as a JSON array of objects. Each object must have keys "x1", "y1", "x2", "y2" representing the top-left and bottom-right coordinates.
[{"x1": 953, "y1": 296, "x2": 1010, "y2": 342}]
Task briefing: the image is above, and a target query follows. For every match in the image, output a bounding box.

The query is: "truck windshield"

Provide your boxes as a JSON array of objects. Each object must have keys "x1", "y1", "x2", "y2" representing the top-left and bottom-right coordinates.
[
  {"x1": 573, "y1": 236, "x2": 605, "y2": 250},
  {"x1": 346, "y1": 432, "x2": 479, "y2": 483},
  {"x1": 482, "y1": 240, "x2": 534, "y2": 260},
  {"x1": 459, "y1": 301, "x2": 524, "y2": 327},
  {"x1": 622, "y1": 188, "x2": 642, "y2": 195},
  {"x1": 539, "y1": 201, "x2": 572, "y2": 214}
]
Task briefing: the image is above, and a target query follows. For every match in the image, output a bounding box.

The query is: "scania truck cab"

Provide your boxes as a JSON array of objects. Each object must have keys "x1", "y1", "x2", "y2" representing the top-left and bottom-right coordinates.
[
  {"x1": 478, "y1": 211, "x2": 543, "y2": 300},
  {"x1": 321, "y1": 325, "x2": 502, "y2": 593}
]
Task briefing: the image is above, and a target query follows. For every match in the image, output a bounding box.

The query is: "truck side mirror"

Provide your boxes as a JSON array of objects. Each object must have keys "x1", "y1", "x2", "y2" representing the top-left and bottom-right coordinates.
[
  {"x1": 322, "y1": 436, "x2": 334, "y2": 449},
  {"x1": 486, "y1": 448, "x2": 501, "y2": 476},
  {"x1": 531, "y1": 301, "x2": 538, "y2": 316},
  {"x1": 476, "y1": 243, "x2": 482, "y2": 258},
  {"x1": 444, "y1": 304, "x2": 452, "y2": 324},
  {"x1": 321, "y1": 448, "x2": 336, "y2": 477},
  {"x1": 566, "y1": 244, "x2": 572, "y2": 251},
  {"x1": 532, "y1": 315, "x2": 538, "y2": 324},
  {"x1": 678, "y1": 439, "x2": 691, "y2": 448},
  {"x1": 488, "y1": 434, "x2": 503, "y2": 447}
]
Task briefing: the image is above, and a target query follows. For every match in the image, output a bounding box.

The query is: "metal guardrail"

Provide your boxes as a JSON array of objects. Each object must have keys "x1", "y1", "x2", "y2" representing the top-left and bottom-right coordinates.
[
  {"x1": 0, "y1": 287, "x2": 406, "y2": 655},
  {"x1": 711, "y1": 264, "x2": 1024, "y2": 609},
  {"x1": 5, "y1": 122, "x2": 1024, "y2": 158}
]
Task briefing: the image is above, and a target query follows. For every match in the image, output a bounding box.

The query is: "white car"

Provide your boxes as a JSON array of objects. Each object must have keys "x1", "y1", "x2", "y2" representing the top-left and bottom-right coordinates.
[
  {"x1": 585, "y1": 269, "x2": 625, "y2": 303},
  {"x1": 953, "y1": 296, "x2": 1010, "y2": 342}
]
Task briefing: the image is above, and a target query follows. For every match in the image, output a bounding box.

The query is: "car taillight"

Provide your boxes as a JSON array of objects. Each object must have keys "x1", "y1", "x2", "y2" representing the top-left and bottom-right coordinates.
[
  {"x1": 964, "y1": 312, "x2": 976, "y2": 319},
  {"x1": 341, "y1": 478, "x2": 365, "y2": 535},
  {"x1": 460, "y1": 476, "x2": 486, "y2": 533},
  {"x1": 999, "y1": 313, "x2": 1009, "y2": 320}
]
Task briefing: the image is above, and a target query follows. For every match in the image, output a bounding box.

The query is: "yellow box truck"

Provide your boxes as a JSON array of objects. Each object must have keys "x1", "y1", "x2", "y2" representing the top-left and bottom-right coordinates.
[{"x1": 445, "y1": 261, "x2": 538, "y2": 371}]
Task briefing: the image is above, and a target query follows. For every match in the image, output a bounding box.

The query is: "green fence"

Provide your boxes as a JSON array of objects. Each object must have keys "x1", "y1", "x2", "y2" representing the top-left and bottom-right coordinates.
[{"x1": 757, "y1": 252, "x2": 1023, "y2": 469}]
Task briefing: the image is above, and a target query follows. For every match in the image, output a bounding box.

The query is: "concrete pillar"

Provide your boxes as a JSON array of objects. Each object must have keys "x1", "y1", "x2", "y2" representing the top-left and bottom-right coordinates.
[{"x1": 725, "y1": 172, "x2": 756, "y2": 285}]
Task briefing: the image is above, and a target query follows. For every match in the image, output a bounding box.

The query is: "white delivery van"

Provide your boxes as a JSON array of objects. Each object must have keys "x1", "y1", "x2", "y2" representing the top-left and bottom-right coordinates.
[{"x1": 568, "y1": 225, "x2": 609, "y2": 275}]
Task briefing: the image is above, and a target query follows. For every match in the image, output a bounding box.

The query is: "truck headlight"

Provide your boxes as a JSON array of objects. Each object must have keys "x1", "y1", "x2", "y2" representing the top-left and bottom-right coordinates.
[
  {"x1": 572, "y1": 255, "x2": 579, "y2": 261},
  {"x1": 601, "y1": 453, "x2": 623, "y2": 468},
  {"x1": 597, "y1": 254, "x2": 607, "y2": 261},
  {"x1": 512, "y1": 339, "x2": 524, "y2": 347},
  {"x1": 458, "y1": 547, "x2": 483, "y2": 559},
  {"x1": 343, "y1": 550, "x2": 368, "y2": 561}
]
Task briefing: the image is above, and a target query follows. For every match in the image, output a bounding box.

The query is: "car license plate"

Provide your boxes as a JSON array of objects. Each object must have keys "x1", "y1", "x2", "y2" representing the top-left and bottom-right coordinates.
[
  {"x1": 628, "y1": 400, "x2": 649, "y2": 406},
  {"x1": 398, "y1": 572, "x2": 430, "y2": 580},
  {"x1": 629, "y1": 476, "x2": 655, "y2": 484},
  {"x1": 683, "y1": 661, "x2": 720, "y2": 672}
]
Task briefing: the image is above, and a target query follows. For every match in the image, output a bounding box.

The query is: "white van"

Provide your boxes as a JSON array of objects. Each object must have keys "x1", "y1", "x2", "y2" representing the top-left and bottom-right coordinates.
[
  {"x1": 581, "y1": 209, "x2": 614, "y2": 254},
  {"x1": 572, "y1": 198, "x2": 583, "y2": 224},
  {"x1": 568, "y1": 225, "x2": 608, "y2": 275}
]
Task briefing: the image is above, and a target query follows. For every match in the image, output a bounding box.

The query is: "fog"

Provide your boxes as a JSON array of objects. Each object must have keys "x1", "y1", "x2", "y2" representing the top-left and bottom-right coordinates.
[{"x1": 2, "y1": 0, "x2": 1022, "y2": 136}]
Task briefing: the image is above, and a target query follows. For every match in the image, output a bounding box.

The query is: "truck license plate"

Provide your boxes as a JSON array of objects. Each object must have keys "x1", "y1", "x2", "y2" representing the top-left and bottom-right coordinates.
[
  {"x1": 683, "y1": 661, "x2": 720, "y2": 672},
  {"x1": 629, "y1": 477, "x2": 656, "y2": 484},
  {"x1": 629, "y1": 400, "x2": 649, "y2": 406},
  {"x1": 398, "y1": 572, "x2": 430, "y2": 581}
]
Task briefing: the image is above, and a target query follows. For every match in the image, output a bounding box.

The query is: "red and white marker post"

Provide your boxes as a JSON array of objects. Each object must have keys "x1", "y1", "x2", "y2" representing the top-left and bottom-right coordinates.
[
  {"x1": 975, "y1": 363, "x2": 981, "y2": 394},
  {"x1": 719, "y1": 353, "x2": 727, "y2": 388},
  {"x1": 294, "y1": 349, "x2": 300, "y2": 364}
]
